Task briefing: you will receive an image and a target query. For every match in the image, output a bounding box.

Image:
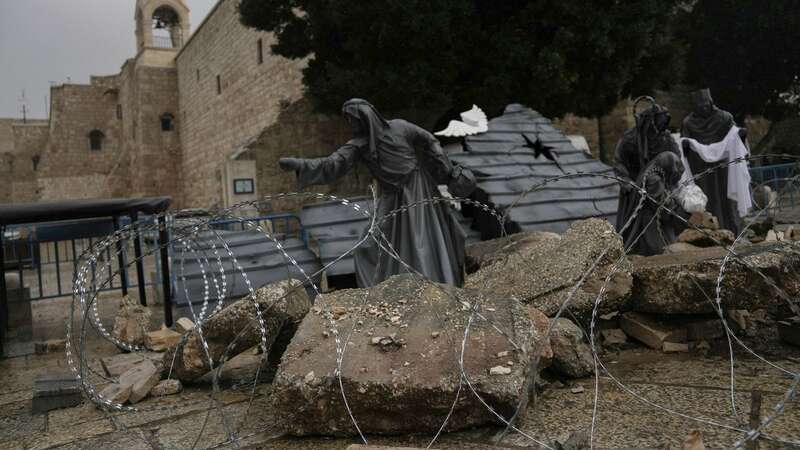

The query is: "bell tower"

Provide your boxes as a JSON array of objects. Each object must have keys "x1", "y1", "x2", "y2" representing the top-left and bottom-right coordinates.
[{"x1": 135, "y1": 0, "x2": 190, "y2": 54}]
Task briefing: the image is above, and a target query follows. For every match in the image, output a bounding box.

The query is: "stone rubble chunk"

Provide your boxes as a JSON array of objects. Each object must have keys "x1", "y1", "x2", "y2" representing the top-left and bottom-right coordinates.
[
  {"x1": 119, "y1": 360, "x2": 160, "y2": 404},
  {"x1": 164, "y1": 279, "x2": 310, "y2": 381},
  {"x1": 619, "y1": 312, "x2": 686, "y2": 350},
  {"x1": 663, "y1": 242, "x2": 703, "y2": 254},
  {"x1": 175, "y1": 317, "x2": 195, "y2": 334},
  {"x1": 677, "y1": 228, "x2": 735, "y2": 247},
  {"x1": 32, "y1": 373, "x2": 82, "y2": 414},
  {"x1": 144, "y1": 326, "x2": 183, "y2": 352},
  {"x1": 100, "y1": 352, "x2": 162, "y2": 378},
  {"x1": 273, "y1": 274, "x2": 543, "y2": 436},
  {"x1": 346, "y1": 446, "x2": 438, "y2": 450},
  {"x1": 549, "y1": 318, "x2": 594, "y2": 378},
  {"x1": 630, "y1": 243, "x2": 800, "y2": 314},
  {"x1": 466, "y1": 219, "x2": 632, "y2": 319},
  {"x1": 727, "y1": 309, "x2": 750, "y2": 332},
  {"x1": 99, "y1": 383, "x2": 132, "y2": 404},
  {"x1": 111, "y1": 295, "x2": 152, "y2": 346},
  {"x1": 149, "y1": 379, "x2": 182, "y2": 397},
  {"x1": 489, "y1": 365, "x2": 512, "y2": 375}
]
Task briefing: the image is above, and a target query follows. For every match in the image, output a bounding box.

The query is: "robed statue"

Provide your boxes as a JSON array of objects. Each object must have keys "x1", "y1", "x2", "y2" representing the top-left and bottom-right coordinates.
[{"x1": 279, "y1": 98, "x2": 476, "y2": 287}]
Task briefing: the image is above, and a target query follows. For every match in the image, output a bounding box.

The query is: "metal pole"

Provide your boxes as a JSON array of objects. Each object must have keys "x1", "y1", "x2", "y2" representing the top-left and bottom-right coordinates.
[
  {"x1": 113, "y1": 216, "x2": 129, "y2": 297},
  {"x1": 158, "y1": 215, "x2": 172, "y2": 326},
  {"x1": 0, "y1": 225, "x2": 7, "y2": 356},
  {"x1": 130, "y1": 212, "x2": 147, "y2": 306}
]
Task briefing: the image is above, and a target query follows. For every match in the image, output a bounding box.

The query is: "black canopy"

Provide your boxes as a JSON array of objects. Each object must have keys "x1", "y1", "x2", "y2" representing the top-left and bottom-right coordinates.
[{"x1": 0, "y1": 197, "x2": 171, "y2": 226}]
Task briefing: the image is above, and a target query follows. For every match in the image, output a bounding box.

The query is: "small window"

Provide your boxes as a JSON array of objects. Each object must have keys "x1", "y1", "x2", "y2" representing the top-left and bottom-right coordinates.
[
  {"x1": 233, "y1": 178, "x2": 254, "y2": 194},
  {"x1": 257, "y1": 38, "x2": 264, "y2": 64},
  {"x1": 160, "y1": 113, "x2": 174, "y2": 131},
  {"x1": 196, "y1": 68, "x2": 200, "y2": 82},
  {"x1": 88, "y1": 130, "x2": 105, "y2": 151},
  {"x1": 216, "y1": 75, "x2": 221, "y2": 94},
  {"x1": 116, "y1": 104, "x2": 122, "y2": 120},
  {"x1": 32, "y1": 155, "x2": 40, "y2": 171}
]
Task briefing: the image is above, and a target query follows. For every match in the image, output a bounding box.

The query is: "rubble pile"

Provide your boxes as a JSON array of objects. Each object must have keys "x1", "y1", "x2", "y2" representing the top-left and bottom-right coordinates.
[{"x1": 272, "y1": 274, "x2": 548, "y2": 435}]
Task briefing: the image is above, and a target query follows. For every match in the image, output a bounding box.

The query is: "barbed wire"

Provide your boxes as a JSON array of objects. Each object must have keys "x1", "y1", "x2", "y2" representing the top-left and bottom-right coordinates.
[{"x1": 64, "y1": 155, "x2": 800, "y2": 449}]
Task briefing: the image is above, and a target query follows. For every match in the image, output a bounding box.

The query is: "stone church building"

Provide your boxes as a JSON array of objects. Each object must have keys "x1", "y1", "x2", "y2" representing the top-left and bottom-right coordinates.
[{"x1": 0, "y1": 0, "x2": 363, "y2": 211}]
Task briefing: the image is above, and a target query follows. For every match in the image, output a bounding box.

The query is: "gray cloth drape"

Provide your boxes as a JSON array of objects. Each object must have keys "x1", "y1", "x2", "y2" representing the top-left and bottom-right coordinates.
[{"x1": 294, "y1": 100, "x2": 467, "y2": 287}]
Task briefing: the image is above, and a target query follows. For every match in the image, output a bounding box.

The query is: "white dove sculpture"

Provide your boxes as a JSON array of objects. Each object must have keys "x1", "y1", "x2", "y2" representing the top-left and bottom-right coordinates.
[{"x1": 434, "y1": 104, "x2": 488, "y2": 137}]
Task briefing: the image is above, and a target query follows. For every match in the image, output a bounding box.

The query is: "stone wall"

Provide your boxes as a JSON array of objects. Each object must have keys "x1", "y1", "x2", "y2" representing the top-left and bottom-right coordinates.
[
  {"x1": 0, "y1": 119, "x2": 49, "y2": 203},
  {"x1": 176, "y1": 0, "x2": 308, "y2": 209},
  {"x1": 252, "y1": 97, "x2": 371, "y2": 213},
  {"x1": 37, "y1": 76, "x2": 122, "y2": 201}
]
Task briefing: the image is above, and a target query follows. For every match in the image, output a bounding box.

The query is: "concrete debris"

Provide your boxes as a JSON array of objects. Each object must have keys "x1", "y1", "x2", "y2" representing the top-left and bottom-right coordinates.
[
  {"x1": 144, "y1": 326, "x2": 182, "y2": 352},
  {"x1": 677, "y1": 228, "x2": 735, "y2": 247},
  {"x1": 554, "y1": 430, "x2": 589, "y2": 450},
  {"x1": 688, "y1": 211, "x2": 719, "y2": 230},
  {"x1": 346, "y1": 446, "x2": 437, "y2": 450},
  {"x1": 175, "y1": 317, "x2": 195, "y2": 334},
  {"x1": 570, "y1": 385, "x2": 585, "y2": 394},
  {"x1": 465, "y1": 230, "x2": 561, "y2": 273},
  {"x1": 549, "y1": 318, "x2": 594, "y2": 378},
  {"x1": 119, "y1": 360, "x2": 160, "y2": 404},
  {"x1": 272, "y1": 274, "x2": 544, "y2": 436},
  {"x1": 489, "y1": 365, "x2": 512, "y2": 375},
  {"x1": 111, "y1": 295, "x2": 152, "y2": 346},
  {"x1": 164, "y1": 279, "x2": 310, "y2": 381},
  {"x1": 150, "y1": 379, "x2": 182, "y2": 397},
  {"x1": 32, "y1": 373, "x2": 81, "y2": 414},
  {"x1": 765, "y1": 230, "x2": 778, "y2": 242},
  {"x1": 727, "y1": 309, "x2": 750, "y2": 332},
  {"x1": 99, "y1": 383, "x2": 132, "y2": 404},
  {"x1": 100, "y1": 352, "x2": 162, "y2": 378},
  {"x1": 630, "y1": 243, "x2": 800, "y2": 314},
  {"x1": 619, "y1": 312, "x2": 686, "y2": 350},
  {"x1": 466, "y1": 219, "x2": 632, "y2": 319}
]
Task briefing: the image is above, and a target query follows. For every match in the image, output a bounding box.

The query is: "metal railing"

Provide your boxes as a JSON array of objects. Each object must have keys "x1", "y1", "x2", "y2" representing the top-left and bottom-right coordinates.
[
  {"x1": 749, "y1": 162, "x2": 800, "y2": 212},
  {"x1": 2, "y1": 213, "x2": 307, "y2": 302}
]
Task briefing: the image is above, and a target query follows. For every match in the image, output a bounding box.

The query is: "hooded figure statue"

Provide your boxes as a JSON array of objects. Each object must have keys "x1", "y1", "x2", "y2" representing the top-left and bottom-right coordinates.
[
  {"x1": 279, "y1": 98, "x2": 475, "y2": 287},
  {"x1": 681, "y1": 88, "x2": 742, "y2": 233},
  {"x1": 619, "y1": 151, "x2": 689, "y2": 256},
  {"x1": 613, "y1": 99, "x2": 680, "y2": 242}
]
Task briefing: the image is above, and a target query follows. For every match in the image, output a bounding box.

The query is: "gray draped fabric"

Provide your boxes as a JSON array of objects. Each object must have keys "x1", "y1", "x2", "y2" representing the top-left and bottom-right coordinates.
[
  {"x1": 614, "y1": 104, "x2": 680, "y2": 238},
  {"x1": 619, "y1": 152, "x2": 688, "y2": 256},
  {"x1": 681, "y1": 90, "x2": 740, "y2": 233},
  {"x1": 294, "y1": 99, "x2": 467, "y2": 287}
]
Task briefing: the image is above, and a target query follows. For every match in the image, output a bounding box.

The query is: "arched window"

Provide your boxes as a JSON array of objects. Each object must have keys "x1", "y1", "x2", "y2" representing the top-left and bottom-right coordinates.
[
  {"x1": 160, "y1": 113, "x2": 175, "y2": 131},
  {"x1": 88, "y1": 130, "x2": 105, "y2": 151},
  {"x1": 152, "y1": 6, "x2": 182, "y2": 48}
]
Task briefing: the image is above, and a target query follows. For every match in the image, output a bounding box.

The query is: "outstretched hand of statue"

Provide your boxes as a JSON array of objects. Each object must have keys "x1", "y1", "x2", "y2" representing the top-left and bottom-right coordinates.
[{"x1": 278, "y1": 157, "x2": 303, "y2": 172}]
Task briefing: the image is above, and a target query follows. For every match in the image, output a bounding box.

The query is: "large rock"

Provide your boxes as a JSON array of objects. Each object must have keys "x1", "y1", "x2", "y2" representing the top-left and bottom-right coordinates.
[
  {"x1": 465, "y1": 219, "x2": 632, "y2": 318},
  {"x1": 465, "y1": 231, "x2": 561, "y2": 273},
  {"x1": 164, "y1": 279, "x2": 310, "y2": 381},
  {"x1": 631, "y1": 242, "x2": 800, "y2": 314},
  {"x1": 549, "y1": 318, "x2": 594, "y2": 378},
  {"x1": 119, "y1": 360, "x2": 160, "y2": 404},
  {"x1": 111, "y1": 295, "x2": 152, "y2": 345},
  {"x1": 272, "y1": 274, "x2": 546, "y2": 436},
  {"x1": 100, "y1": 352, "x2": 162, "y2": 377},
  {"x1": 677, "y1": 228, "x2": 735, "y2": 247}
]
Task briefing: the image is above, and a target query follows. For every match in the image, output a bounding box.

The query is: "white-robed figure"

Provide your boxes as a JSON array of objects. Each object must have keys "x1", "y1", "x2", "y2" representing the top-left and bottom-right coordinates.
[
  {"x1": 279, "y1": 98, "x2": 476, "y2": 287},
  {"x1": 680, "y1": 88, "x2": 751, "y2": 232}
]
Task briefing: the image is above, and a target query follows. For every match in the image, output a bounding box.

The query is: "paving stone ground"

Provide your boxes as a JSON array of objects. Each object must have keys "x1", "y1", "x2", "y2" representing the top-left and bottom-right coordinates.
[{"x1": 1, "y1": 294, "x2": 799, "y2": 449}]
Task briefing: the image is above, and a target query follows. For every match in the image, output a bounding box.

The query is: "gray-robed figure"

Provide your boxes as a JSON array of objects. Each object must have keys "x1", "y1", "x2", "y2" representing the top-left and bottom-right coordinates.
[
  {"x1": 614, "y1": 100, "x2": 683, "y2": 254},
  {"x1": 681, "y1": 88, "x2": 744, "y2": 234},
  {"x1": 279, "y1": 99, "x2": 475, "y2": 287},
  {"x1": 621, "y1": 151, "x2": 689, "y2": 256}
]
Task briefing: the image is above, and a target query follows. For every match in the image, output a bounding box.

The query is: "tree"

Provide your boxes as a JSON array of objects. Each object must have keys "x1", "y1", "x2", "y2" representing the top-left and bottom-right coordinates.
[
  {"x1": 679, "y1": 0, "x2": 800, "y2": 123},
  {"x1": 239, "y1": 0, "x2": 684, "y2": 123}
]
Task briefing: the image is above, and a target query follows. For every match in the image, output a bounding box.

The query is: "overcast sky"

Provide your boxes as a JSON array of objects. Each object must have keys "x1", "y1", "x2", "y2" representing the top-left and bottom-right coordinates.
[{"x1": 0, "y1": 0, "x2": 218, "y2": 119}]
